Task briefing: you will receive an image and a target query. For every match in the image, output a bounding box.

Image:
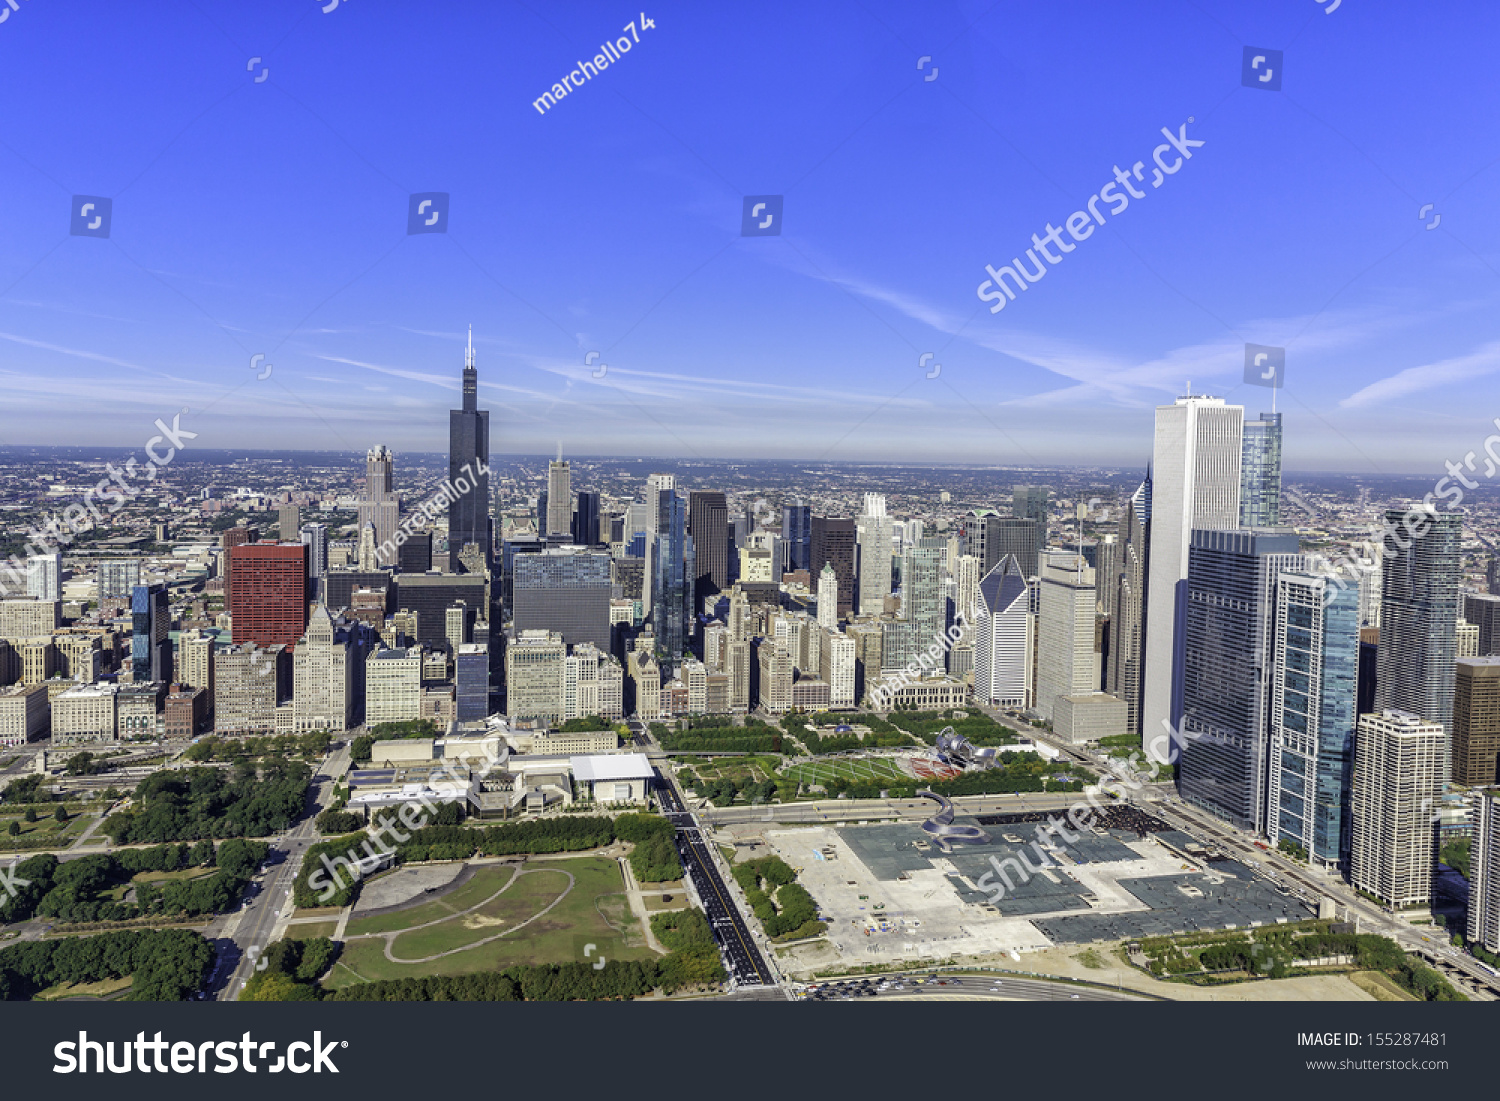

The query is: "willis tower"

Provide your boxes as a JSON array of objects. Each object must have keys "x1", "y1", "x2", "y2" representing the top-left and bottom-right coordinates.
[{"x1": 448, "y1": 327, "x2": 491, "y2": 570}]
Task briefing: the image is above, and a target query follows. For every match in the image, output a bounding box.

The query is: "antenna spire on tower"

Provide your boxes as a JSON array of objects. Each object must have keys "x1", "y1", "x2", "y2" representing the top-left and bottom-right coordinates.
[{"x1": 465, "y1": 325, "x2": 474, "y2": 368}]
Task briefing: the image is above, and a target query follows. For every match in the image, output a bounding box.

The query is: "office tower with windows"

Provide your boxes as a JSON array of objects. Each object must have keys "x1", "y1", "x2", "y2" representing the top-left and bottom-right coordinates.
[
  {"x1": 99, "y1": 559, "x2": 141, "y2": 601},
  {"x1": 513, "y1": 548, "x2": 612, "y2": 652},
  {"x1": 358, "y1": 446, "x2": 400, "y2": 569},
  {"x1": 974, "y1": 556, "x2": 1031, "y2": 708},
  {"x1": 1178, "y1": 528, "x2": 1303, "y2": 831},
  {"x1": 687, "y1": 490, "x2": 729, "y2": 608},
  {"x1": 397, "y1": 531, "x2": 432, "y2": 574},
  {"x1": 964, "y1": 513, "x2": 1040, "y2": 579},
  {"x1": 856, "y1": 493, "x2": 893, "y2": 616},
  {"x1": 640, "y1": 473, "x2": 676, "y2": 608},
  {"x1": 26, "y1": 554, "x2": 61, "y2": 602},
  {"x1": 131, "y1": 583, "x2": 172, "y2": 684},
  {"x1": 229, "y1": 543, "x2": 309, "y2": 647},
  {"x1": 393, "y1": 573, "x2": 487, "y2": 651},
  {"x1": 1463, "y1": 593, "x2": 1500, "y2": 656},
  {"x1": 1468, "y1": 790, "x2": 1500, "y2": 955},
  {"x1": 292, "y1": 606, "x2": 374, "y2": 733},
  {"x1": 1268, "y1": 571, "x2": 1359, "y2": 870},
  {"x1": 506, "y1": 630, "x2": 567, "y2": 723},
  {"x1": 1035, "y1": 553, "x2": 1099, "y2": 722},
  {"x1": 546, "y1": 450, "x2": 572, "y2": 537},
  {"x1": 1012, "y1": 485, "x2": 1050, "y2": 561},
  {"x1": 782, "y1": 500, "x2": 811, "y2": 574},
  {"x1": 816, "y1": 563, "x2": 839, "y2": 630},
  {"x1": 651, "y1": 490, "x2": 694, "y2": 674},
  {"x1": 1105, "y1": 472, "x2": 1150, "y2": 738},
  {"x1": 573, "y1": 489, "x2": 601, "y2": 547},
  {"x1": 299, "y1": 523, "x2": 328, "y2": 580},
  {"x1": 448, "y1": 329, "x2": 492, "y2": 569},
  {"x1": 1454, "y1": 657, "x2": 1500, "y2": 786},
  {"x1": 1350, "y1": 709, "x2": 1443, "y2": 910},
  {"x1": 278, "y1": 505, "x2": 301, "y2": 543},
  {"x1": 902, "y1": 534, "x2": 947, "y2": 649},
  {"x1": 1239, "y1": 412, "x2": 1283, "y2": 528},
  {"x1": 1376, "y1": 507, "x2": 1461, "y2": 762},
  {"x1": 456, "y1": 643, "x2": 490, "y2": 721},
  {"x1": 810, "y1": 515, "x2": 857, "y2": 618},
  {"x1": 1143, "y1": 395, "x2": 1244, "y2": 758}
]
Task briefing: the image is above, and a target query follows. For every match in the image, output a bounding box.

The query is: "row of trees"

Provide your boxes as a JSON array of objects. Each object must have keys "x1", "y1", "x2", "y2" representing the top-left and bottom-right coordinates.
[
  {"x1": 103, "y1": 760, "x2": 311, "y2": 843},
  {"x1": 181, "y1": 732, "x2": 331, "y2": 762},
  {"x1": 615, "y1": 813, "x2": 681, "y2": 883},
  {"x1": 655, "y1": 726, "x2": 792, "y2": 754},
  {"x1": 692, "y1": 774, "x2": 782, "y2": 808},
  {"x1": 0, "y1": 928, "x2": 212, "y2": 1001},
  {"x1": 0, "y1": 840, "x2": 267, "y2": 925}
]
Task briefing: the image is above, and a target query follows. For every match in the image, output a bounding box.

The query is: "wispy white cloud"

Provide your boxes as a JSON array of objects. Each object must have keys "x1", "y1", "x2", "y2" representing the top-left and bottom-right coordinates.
[{"x1": 1339, "y1": 340, "x2": 1500, "y2": 408}]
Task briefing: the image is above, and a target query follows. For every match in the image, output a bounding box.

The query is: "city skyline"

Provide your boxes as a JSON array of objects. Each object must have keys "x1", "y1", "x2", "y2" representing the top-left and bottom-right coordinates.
[{"x1": 1, "y1": 2, "x2": 1499, "y2": 470}]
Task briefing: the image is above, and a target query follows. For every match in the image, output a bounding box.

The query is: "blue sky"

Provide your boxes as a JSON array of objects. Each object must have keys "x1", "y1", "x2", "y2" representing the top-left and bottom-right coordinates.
[{"x1": 1, "y1": 0, "x2": 1498, "y2": 472}]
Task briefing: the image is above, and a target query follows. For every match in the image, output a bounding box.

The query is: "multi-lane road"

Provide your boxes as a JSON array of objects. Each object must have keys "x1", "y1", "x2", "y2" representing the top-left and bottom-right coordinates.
[{"x1": 212, "y1": 743, "x2": 348, "y2": 1000}]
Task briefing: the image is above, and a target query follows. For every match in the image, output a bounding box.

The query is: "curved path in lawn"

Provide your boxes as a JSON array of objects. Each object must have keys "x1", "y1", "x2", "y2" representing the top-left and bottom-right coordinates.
[{"x1": 349, "y1": 866, "x2": 577, "y2": 965}]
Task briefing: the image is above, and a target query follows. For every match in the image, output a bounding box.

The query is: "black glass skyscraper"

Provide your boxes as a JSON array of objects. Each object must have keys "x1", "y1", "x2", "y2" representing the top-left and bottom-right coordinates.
[
  {"x1": 573, "y1": 489, "x2": 601, "y2": 546},
  {"x1": 782, "y1": 500, "x2": 811, "y2": 573},
  {"x1": 447, "y1": 328, "x2": 491, "y2": 569}
]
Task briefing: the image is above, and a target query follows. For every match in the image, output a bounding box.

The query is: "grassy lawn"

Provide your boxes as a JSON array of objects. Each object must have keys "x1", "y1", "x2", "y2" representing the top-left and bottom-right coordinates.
[
  {"x1": 346, "y1": 866, "x2": 517, "y2": 936},
  {"x1": 326, "y1": 857, "x2": 654, "y2": 989},
  {"x1": 33, "y1": 976, "x2": 133, "y2": 1001},
  {"x1": 284, "y1": 921, "x2": 339, "y2": 940},
  {"x1": 781, "y1": 757, "x2": 910, "y2": 789},
  {"x1": 388, "y1": 869, "x2": 571, "y2": 959},
  {"x1": 132, "y1": 868, "x2": 218, "y2": 885},
  {"x1": 0, "y1": 811, "x2": 94, "y2": 848},
  {"x1": 1349, "y1": 970, "x2": 1417, "y2": 1002}
]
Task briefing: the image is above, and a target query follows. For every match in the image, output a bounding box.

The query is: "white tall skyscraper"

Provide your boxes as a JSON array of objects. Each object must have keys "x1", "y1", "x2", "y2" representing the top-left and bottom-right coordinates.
[
  {"x1": 26, "y1": 554, "x2": 61, "y2": 601},
  {"x1": 817, "y1": 563, "x2": 839, "y2": 630},
  {"x1": 546, "y1": 447, "x2": 572, "y2": 537},
  {"x1": 641, "y1": 473, "x2": 675, "y2": 609},
  {"x1": 855, "y1": 493, "x2": 892, "y2": 616},
  {"x1": 974, "y1": 555, "x2": 1032, "y2": 707},
  {"x1": 1350, "y1": 709, "x2": 1443, "y2": 910},
  {"x1": 1143, "y1": 394, "x2": 1243, "y2": 759}
]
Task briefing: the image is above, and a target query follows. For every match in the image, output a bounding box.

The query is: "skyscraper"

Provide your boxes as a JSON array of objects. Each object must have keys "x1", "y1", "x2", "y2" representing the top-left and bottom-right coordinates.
[
  {"x1": 856, "y1": 493, "x2": 893, "y2": 616},
  {"x1": 1468, "y1": 790, "x2": 1500, "y2": 955},
  {"x1": 1350, "y1": 709, "x2": 1443, "y2": 910},
  {"x1": 130, "y1": 583, "x2": 171, "y2": 684},
  {"x1": 229, "y1": 543, "x2": 310, "y2": 648},
  {"x1": 810, "y1": 515, "x2": 857, "y2": 618},
  {"x1": 1035, "y1": 553, "x2": 1099, "y2": 722},
  {"x1": 456, "y1": 643, "x2": 490, "y2": 722},
  {"x1": 1177, "y1": 528, "x2": 1303, "y2": 831},
  {"x1": 817, "y1": 562, "x2": 839, "y2": 630},
  {"x1": 573, "y1": 489, "x2": 602, "y2": 547},
  {"x1": 278, "y1": 505, "x2": 301, "y2": 543},
  {"x1": 1239, "y1": 412, "x2": 1283, "y2": 528},
  {"x1": 1376, "y1": 507, "x2": 1461, "y2": 759},
  {"x1": 546, "y1": 450, "x2": 572, "y2": 537},
  {"x1": 973, "y1": 555, "x2": 1031, "y2": 708},
  {"x1": 299, "y1": 523, "x2": 329, "y2": 580},
  {"x1": 25, "y1": 554, "x2": 61, "y2": 602},
  {"x1": 781, "y1": 500, "x2": 811, "y2": 574},
  {"x1": 1143, "y1": 395, "x2": 1244, "y2": 758},
  {"x1": 902, "y1": 535, "x2": 947, "y2": 655},
  {"x1": 1105, "y1": 471, "x2": 1150, "y2": 738},
  {"x1": 641, "y1": 473, "x2": 675, "y2": 608},
  {"x1": 512, "y1": 548, "x2": 613, "y2": 652},
  {"x1": 687, "y1": 490, "x2": 729, "y2": 608},
  {"x1": 651, "y1": 489, "x2": 694, "y2": 673},
  {"x1": 99, "y1": 559, "x2": 141, "y2": 602},
  {"x1": 1268, "y1": 571, "x2": 1359, "y2": 870},
  {"x1": 1453, "y1": 657, "x2": 1500, "y2": 787},
  {"x1": 358, "y1": 446, "x2": 400, "y2": 569},
  {"x1": 1463, "y1": 593, "x2": 1500, "y2": 656},
  {"x1": 964, "y1": 512, "x2": 1040, "y2": 578},
  {"x1": 448, "y1": 328, "x2": 492, "y2": 570},
  {"x1": 1012, "y1": 485, "x2": 1050, "y2": 562}
]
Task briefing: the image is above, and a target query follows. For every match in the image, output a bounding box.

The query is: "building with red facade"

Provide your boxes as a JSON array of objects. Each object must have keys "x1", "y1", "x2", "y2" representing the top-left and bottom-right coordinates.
[{"x1": 228, "y1": 542, "x2": 308, "y2": 647}]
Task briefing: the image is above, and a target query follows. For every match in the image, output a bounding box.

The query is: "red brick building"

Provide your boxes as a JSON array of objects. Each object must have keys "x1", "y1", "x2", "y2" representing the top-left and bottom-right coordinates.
[{"x1": 228, "y1": 542, "x2": 308, "y2": 647}]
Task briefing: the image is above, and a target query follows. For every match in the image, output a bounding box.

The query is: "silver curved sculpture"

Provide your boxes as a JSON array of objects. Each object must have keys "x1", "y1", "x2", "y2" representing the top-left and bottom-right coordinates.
[
  {"x1": 915, "y1": 789, "x2": 991, "y2": 852},
  {"x1": 933, "y1": 727, "x2": 1000, "y2": 769}
]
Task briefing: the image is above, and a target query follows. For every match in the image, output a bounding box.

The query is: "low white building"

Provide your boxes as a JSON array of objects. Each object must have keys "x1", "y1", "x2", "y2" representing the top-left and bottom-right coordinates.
[{"x1": 571, "y1": 753, "x2": 654, "y2": 804}]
